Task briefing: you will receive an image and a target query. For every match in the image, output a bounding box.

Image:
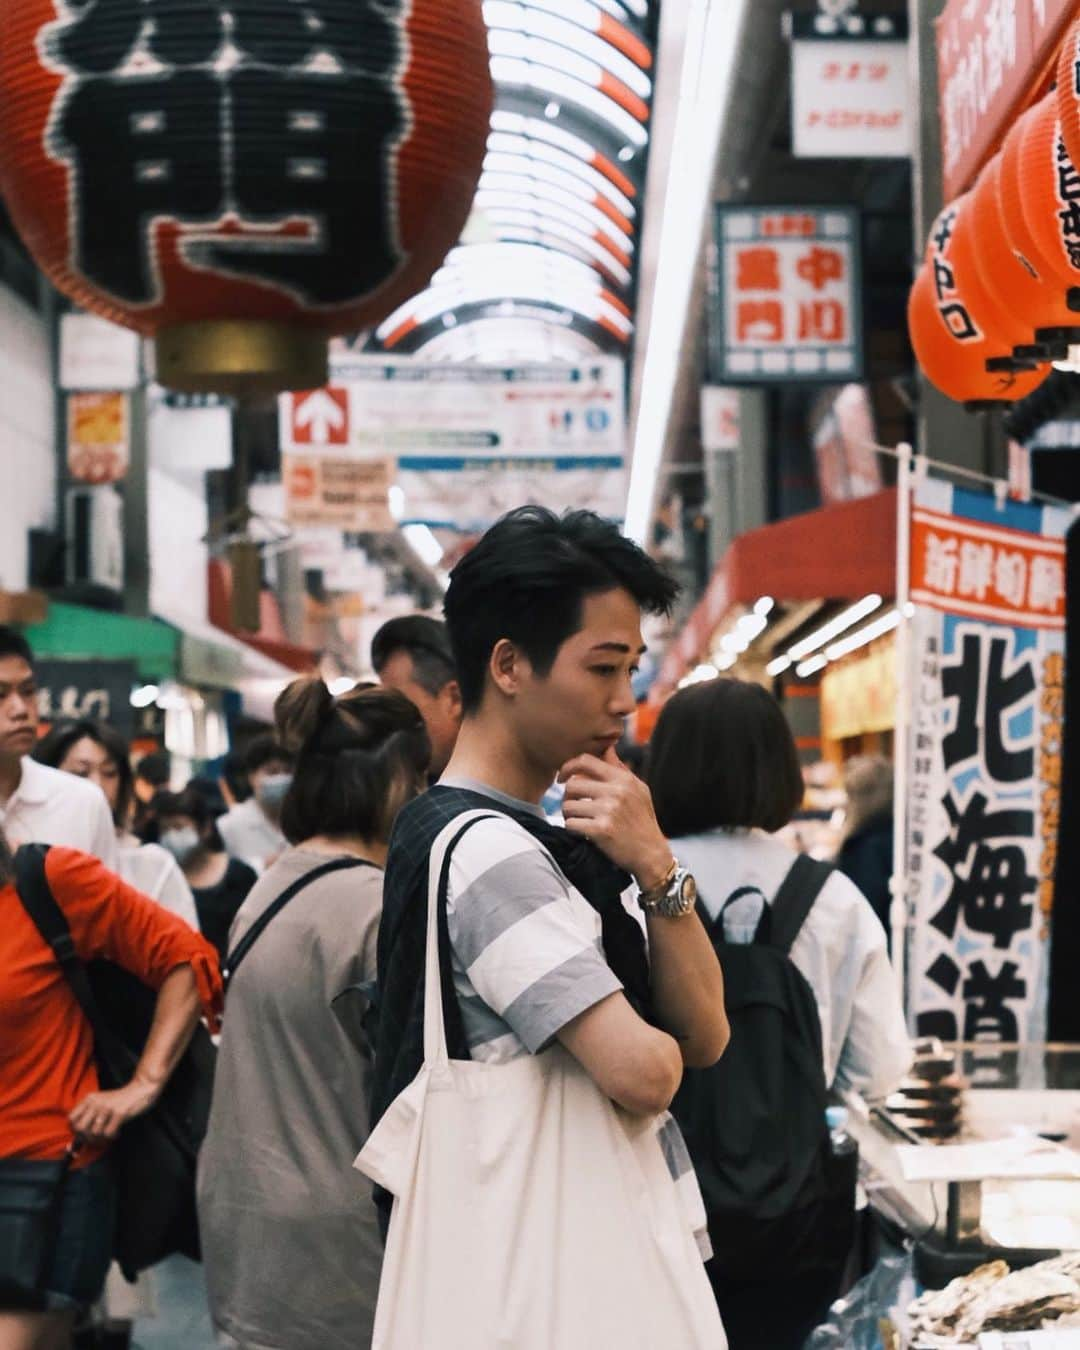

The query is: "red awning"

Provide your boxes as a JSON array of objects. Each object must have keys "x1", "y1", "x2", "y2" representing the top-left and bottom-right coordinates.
[
  {"x1": 653, "y1": 488, "x2": 897, "y2": 700},
  {"x1": 207, "y1": 559, "x2": 318, "y2": 675}
]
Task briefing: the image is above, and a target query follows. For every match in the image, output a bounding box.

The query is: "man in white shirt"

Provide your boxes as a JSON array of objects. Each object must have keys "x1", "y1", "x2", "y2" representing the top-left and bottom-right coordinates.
[
  {"x1": 0, "y1": 627, "x2": 117, "y2": 866},
  {"x1": 216, "y1": 734, "x2": 293, "y2": 872}
]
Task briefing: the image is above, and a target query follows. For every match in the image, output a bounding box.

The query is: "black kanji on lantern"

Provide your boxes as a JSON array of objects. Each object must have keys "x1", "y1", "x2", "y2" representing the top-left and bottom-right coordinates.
[
  {"x1": 1056, "y1": 137, "x2": 1080, "y2": 270},
  {"x1": 942, "y1": 633, "x2": 1035, "y2": 782},
  {"x1": 930, "y1": 789, "x2": 1036, "y2": 949},
  {"x1": 44, "y1": 0, "x2": 408, "y2": 305}
]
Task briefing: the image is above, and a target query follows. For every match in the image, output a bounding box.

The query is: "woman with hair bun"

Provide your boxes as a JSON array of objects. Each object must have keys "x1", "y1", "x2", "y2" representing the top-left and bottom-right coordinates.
[{"x1": 197, "y1": 678, "x2": 430, "y2": 1350}]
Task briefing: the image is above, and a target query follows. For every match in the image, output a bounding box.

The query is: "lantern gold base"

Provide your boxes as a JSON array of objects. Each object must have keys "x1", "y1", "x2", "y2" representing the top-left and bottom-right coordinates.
[{"x1": 154, "y1": 321, "x2": 329, "y2": 396}]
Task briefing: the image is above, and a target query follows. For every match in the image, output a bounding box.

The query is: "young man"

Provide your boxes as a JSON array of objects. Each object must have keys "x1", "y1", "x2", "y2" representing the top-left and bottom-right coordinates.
[
  {"x1": 371, "y1": 509, "x2": 729, "y2": 1258},
  {"x1": 216, "y1": 735, "x2": 293, "y2": 872},
  {"x1": 371, "y1": 614, "x2": 462, "y2": 779},
  {"x1": 0, "y1": 626, "x2": 116, "y2": 865}
]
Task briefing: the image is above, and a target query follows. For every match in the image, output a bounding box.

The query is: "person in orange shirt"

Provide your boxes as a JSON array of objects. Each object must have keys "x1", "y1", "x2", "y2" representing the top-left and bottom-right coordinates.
[{"x1": 0, "y1": 826, "x2": 222, "y2": 1350}]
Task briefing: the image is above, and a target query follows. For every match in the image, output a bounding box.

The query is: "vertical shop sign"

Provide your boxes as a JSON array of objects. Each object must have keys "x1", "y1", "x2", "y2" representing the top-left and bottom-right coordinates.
[
  {"x1": 937, "y1": 0, "x2": 1076, "y2": 199},
  {"x1": 710, "y1": 206, "x2": 863, "y2": 383},
  {"x1": 905, "y1": 477, "x2": 1068, "y2": 1044},
  {"x1": 67, "y1": 391, "x2": 130, "y2": 483},
  {"x1": 789, "y1": 16, "x2": 911, "y2": 159}
]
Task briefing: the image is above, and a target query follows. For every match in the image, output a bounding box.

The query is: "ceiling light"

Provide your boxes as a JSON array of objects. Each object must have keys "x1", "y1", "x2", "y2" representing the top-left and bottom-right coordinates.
[
  {"x1": 766, "y1": 655, "x2": 792, "y2": 677},
  {"x1": 787, "y1": 594, "x2": 883, "y2": 661},
  {"x1": 403, "y1": 523, "x2": 444, "y2": 567},
  {"x1": 795, "y1": 654, "x2": 828, "y2": 679},
  {"x1": 714, "y1": 650, "x2": 737, "y2": 671},
  {"x1": 754, "y1": 596, "x2": 775, "y2": 617},
  {"x1": 545, "y1": 100, "x2": 561, "y2": 118},
  {"x1": 328, "y1": 676, "x2": 356, "y2": 696},
  {"x1": 619, "y1": 145, "x2": 635, "y2": 161},
  {"x1": 736, "y1": 612, "x2": 768, "y2": 641},
  {"x1": 130, "y1": 684, "x2": 160, "y2": 708},
  {"x1": 825, "y1": 609, "x2": 901, "y2": 662},
  {"x1": 388, "y1": 485, "x2": 406, "y2": 521}
]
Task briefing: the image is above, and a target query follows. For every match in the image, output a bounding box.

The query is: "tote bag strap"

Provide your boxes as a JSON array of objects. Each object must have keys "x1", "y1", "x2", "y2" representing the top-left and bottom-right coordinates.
[{"x1": 423, "y1": 811, "x2": 500, "y2": 1067}]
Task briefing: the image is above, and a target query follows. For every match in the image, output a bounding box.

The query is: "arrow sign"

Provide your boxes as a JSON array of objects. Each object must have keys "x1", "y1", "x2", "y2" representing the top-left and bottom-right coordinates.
[{"x1": 291, "y1": 387, "x2": 349, "y2": 447}]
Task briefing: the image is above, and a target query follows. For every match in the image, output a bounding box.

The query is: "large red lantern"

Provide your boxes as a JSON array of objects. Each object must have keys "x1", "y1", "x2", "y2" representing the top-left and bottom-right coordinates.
[
  {"x1": 1016, "y1": 92, "x2": 1080, "y2": 313},
  {"x1": 0, "y1": 0, "x2": 492, "y2": 391}
]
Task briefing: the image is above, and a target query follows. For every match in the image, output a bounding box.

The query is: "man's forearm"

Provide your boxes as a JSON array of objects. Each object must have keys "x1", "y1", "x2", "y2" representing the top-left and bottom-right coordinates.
[{"x1": 645, "y1": 910, "x2": 729, "y2": 1068}]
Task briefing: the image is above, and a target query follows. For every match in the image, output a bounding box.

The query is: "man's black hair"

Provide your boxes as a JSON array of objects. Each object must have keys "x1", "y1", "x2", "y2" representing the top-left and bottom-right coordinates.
[
  {"x1": 134, "y1": 748, "x2": 171, "y2": 789},
  {"x1": 444, "y1": 507, "x2": 679, "y2": 714},
  {"x1": 370, "y1": 614, "x2": 457, "y2": 698},
  {"x1": 243, "y1": 732, "x2": 295, "y2": 775},
  {"x1": 0, "y1": 626, "x2": 33, "y2": 667}
]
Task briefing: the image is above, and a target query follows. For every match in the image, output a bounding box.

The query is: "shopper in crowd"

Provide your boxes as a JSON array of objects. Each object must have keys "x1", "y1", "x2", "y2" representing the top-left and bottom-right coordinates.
[
  {"x1": 0, "y1": 627, "x2": 116, "y2": 867},
  {"x1": 366, "y1": 508, "x2": 727, "y2": 1345},
  {"x1": 215, "y1": 735, "x2": 293, "y2": 872},
  {"x1": 130, "y1": 750, "x2": 170, "y2": 836},
  {"x1": 836, "y1": 754, "x2": 895, "y2": 944},
  {"x1": 198, "y1": 678, "x2": 430, "y2": 1350},
  {"x1": 34, "y1": 719, "x2": 199, "y2": 931},
  {"x1": 149, "y1": 788, "x2": 257, "y2": 962},
  {"x1": 0, "y1": 825, "x2": 222, "y2": 1348},
  {"x1": 371, "y1": 614, "x2": 462, "y2": 778},
  {"x1": 646, "y1": 677, "x2": 911, "y2": 1349},
  {"x1": 218, "y1": 749, "x2": 251, "y2": 810}
]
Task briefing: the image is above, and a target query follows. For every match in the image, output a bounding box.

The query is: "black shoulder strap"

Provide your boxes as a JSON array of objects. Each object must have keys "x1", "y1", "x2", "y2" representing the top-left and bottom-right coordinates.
[
  {"x1": 769, "y1": 854, "x2": 834, "y2": 956},
  {"x1": 222, "y1": 856, "x2": 376, "y2": 991},
  {"x1": 13, "y1": 843, "x2": 112, "y2": 1050}
]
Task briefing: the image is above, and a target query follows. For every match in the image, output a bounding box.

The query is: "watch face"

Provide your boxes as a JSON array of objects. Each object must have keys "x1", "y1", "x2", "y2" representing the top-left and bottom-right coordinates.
[{"x1": 678, "y1": 871, "x2": 698, "y2": 911}]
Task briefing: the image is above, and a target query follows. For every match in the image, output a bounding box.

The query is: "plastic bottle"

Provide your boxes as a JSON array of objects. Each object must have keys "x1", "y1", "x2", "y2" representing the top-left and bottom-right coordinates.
[{"x1": 826, "y1": 1105, "x2": 858, "y2": 1159}]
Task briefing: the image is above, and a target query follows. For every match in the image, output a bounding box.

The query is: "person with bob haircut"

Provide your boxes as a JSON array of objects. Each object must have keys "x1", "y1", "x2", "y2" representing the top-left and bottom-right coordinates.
[
  {"x1": 197, "y1": 677, "x2": 430, "y2": 1350},
  {"x1": 34, "y1": 718, "x2": 199, "y2": 932},
  {"x1": 215, "y1": 734, "x2": 294, "y2": 873},
  {"x1": 366, "y1": 507, "x2": 729, "y2": 1347},
  {"x1": 646, "y1": 677, "x2": 911, "y2": 1345}
]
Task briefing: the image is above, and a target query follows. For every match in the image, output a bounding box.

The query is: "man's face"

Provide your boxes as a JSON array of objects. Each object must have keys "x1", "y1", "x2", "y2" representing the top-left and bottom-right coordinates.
[
  {"x1": 0, "y1": 656, "x2": 39, "y2": 760},
  {"x1": 508, "y1": 587, "x2": 642, "y2": 775},
  {"x1": 378, "y1": 650, "x2": 462, "y2": 778}
]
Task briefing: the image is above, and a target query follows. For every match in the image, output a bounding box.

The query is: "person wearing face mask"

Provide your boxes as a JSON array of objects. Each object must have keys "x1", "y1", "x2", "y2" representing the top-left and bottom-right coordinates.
[
  {"x1": 150, "y1": 788, "x2": 257, "y2": 961},
  {"x1": 215, "y1": 735, "x2": 294, "y2": 873},
  {"x1": 34, "y1": 719, "x2": 200, "y2": 932}
]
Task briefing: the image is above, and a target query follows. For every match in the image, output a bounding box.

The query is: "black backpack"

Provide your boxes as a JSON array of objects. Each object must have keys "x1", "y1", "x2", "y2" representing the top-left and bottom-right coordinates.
[
  {"x1": 13, "y1": 844, "x2": 216, "y2": 1281},
  {"x1": 671, "y1": 854, "x2": 856, "y2": 1280}
]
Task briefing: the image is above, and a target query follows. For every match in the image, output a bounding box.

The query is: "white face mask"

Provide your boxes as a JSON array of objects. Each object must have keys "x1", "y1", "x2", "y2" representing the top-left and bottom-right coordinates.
[
  {"x1": 255, "y1": 773, "x2": 293, "y2": 811},
  {"x1": 159, "y1": 826, "x2": 201, "y2": 866}
]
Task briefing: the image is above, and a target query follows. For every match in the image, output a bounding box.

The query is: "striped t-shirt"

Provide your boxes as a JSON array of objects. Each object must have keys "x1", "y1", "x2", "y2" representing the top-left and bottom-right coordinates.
[{"x1": 441, "y1": 777, "x2": 711, "y2": 1259}]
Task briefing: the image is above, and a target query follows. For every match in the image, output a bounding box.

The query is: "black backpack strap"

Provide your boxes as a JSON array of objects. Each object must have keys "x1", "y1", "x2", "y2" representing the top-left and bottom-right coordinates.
[
  {"x1": 13, "y1": 844, "x2": 115, "y2": 1051},
  {"x1": 768, "y1": 854, "x2": 834, "y2": 956},
  {"x1": 222, "y1": 857, "x2": 377, "y2": 990}
]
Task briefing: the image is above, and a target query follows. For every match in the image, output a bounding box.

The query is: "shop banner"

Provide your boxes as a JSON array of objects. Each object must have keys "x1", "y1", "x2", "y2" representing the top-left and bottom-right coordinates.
[
  {"x1": 709, "y1": 206, "x2": 863, "y2": 384},
  {"x1": 282, "y1": 453, "x2": 395, "y2": 532},
  {"x1": 279, "y1": 354, "x2": 627, "y2": 532},
  {"x1": 906, "y1": 478, "x2": 1068, "y2": 1045},
  {"x1": 67, "y1": 392, "x2": 129, "y2": 484},
  {"x1": 937, "y1": 0, "x2": 1075, "y2": 199}
]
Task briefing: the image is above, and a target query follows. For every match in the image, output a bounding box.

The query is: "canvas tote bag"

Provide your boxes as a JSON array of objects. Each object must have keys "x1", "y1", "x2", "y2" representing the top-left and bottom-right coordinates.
[{"x1": 355, "y1": 810, "x2": 727, "y2": 1350}]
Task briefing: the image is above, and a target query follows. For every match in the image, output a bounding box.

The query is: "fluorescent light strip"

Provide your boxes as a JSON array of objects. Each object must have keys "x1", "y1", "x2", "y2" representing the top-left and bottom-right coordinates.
[
  {"x1": 487, "y1": 220, "x2": 632, "y2": 285},
  {"x1": 375, "y1": 279, "x2": 633, "y2": 341},
  {"x1": 488, "y1": 30, "x2": 646, "y2": 113},
  {"x1": 491, "y1": 56, "x2": 649, "y2": 145},
  {"x1": 484, "y1": 2, "x2": 653, "y2": 94},
  {"x1": 477, "y1": 193, "x2": 634, "y2": 261},
  {"x1": 486, "y1": 137, "x2": 636, "y2": 216},
  {"x1": 443, "y1": 241, "x2": 621, "y2": 294},
  {"x1": 490, "y1": 109, "x2": 598, "y2": 165},
  {"x1": 624, "y1": 0, "x2": 750, "y2": 542},
  {"x1": 765, "y1": 654, "x2": 791, "y2": 677},
  {"x1": 795, "y1": 654, "x2": 828, "y2": 679},
  {"x1": 403, "y1": 523, "x2": 444, "y2": 567},
  {"x1": 786, "y1": 594, "x2": 883, "y2": 660},
  {"x1": 483, "y1": 151, "x2": 637, "y2": 222},
  {"x1": 479, "y1": 172, "x2": 633, "y2": 246},
  {"x1": 825, "y1": 608, "x2": 901, "y2": 662}
]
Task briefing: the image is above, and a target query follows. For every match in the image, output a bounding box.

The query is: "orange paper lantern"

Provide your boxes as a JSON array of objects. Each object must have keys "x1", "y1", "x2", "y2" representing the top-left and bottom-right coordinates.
[
  {"x1": 908, "y1": 259, "x2": 1047, "y2": 409},
  {"x1": 0, "y1": 0, "x2": 493, "y2": 391},
  {"x1": 972, "y1": 146, "x2": 1080, "y2": 359},
  {"x1": 1017, "y1": 92, "x2": 1080, "y2": 315}
]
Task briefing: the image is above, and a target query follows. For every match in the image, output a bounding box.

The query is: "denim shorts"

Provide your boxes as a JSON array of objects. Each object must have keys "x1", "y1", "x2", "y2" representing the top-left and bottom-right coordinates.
[{"x1": 43, "y1": 1158, "x2": 116, "y2": 1311}]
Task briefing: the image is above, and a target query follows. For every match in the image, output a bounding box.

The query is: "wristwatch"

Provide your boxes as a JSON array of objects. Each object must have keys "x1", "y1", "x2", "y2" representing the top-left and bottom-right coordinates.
[{"x1": 637, "y1": 859, "x2": 698, "y2": 919}]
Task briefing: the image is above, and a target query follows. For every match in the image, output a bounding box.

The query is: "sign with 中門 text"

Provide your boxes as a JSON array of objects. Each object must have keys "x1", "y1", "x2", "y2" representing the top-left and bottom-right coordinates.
[
  {"x1": 279, "y1": 355, "x2": 627, "y2": 532},
  {"x1": 791, "y1": 24, "x2": 911, "y2": 159},
  {"x1": 937, "y1": 0, "x2": 1076, "y2": 199},
  {"x1": 905, "y1": 477, "x2": 1068, "y2": 1046},
  {"x1": 709, "y1": 207, "x2": 862, "y2": 383}
]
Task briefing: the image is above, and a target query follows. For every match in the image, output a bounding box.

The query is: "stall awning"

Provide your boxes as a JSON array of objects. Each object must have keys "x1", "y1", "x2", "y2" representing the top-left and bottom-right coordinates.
[
  {"x1": 22, "y1": 602, "x2": 179, "y2": 682},
  {"x1": 207, "y1": 560, "x2": 317, "y2": 675},
  {"x1": 654, "y1": 489, "x2": 898, "y2": 699}
]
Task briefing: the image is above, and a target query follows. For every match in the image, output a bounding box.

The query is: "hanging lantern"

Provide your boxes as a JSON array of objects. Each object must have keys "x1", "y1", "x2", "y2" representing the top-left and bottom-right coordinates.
[
  {"x1": 0, "y1": 0, "x2": 492, "y2": 393},
  {"x1": 909, "y1": 198, "x2": 1049, "y2": 411},
  {"x1": 971, "y1": 146, "x2": 1080, "y2": 361},
  {"x1": 1015, "y1": 92, "x2": 1080, "y2": 318},
  {"x1": 1057, "y1": 17, "x2": 1080, "y2": 199}
]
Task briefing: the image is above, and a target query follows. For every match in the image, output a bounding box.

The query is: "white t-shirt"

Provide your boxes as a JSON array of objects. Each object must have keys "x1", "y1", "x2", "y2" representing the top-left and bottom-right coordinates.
[
  {"x1": 671, "y1": 828, "x2": 912, "y2": 1101},
  {"x1": 0, "y1": 758, "x2": 117, "y2": 868},
  {"x1": 217, "y1": 798, "x2": 285, "y2": 873},
  {"x1": 115, "y1": 836, "x2": 200, "y2": 931}
]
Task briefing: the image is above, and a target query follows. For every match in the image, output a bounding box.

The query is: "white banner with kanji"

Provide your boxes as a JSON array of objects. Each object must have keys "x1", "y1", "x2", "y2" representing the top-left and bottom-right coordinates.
[{"x1": 905, "y1": 477, "x2": 1067, "y2": 1045}]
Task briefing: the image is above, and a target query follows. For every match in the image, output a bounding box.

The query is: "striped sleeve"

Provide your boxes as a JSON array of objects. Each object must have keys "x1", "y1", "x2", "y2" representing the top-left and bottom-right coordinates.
[{"x1": 446, "y1": 817, "x2": 621, "y2": 1054}]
